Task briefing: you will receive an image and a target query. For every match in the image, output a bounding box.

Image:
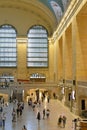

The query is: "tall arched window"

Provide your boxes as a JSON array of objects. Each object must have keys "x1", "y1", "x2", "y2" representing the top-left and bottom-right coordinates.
[
  {"x1": 27, "y1": 25, "x2": 48, "y2": 67},
  {"x1": 0, "y1": 25, "x2": 17, "y2": 67}
]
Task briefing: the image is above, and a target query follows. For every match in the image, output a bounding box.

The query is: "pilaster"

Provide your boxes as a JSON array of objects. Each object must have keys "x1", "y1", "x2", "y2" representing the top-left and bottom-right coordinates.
[{"x1": 72, "y1": 17, "x2": 79, "y2": 115}]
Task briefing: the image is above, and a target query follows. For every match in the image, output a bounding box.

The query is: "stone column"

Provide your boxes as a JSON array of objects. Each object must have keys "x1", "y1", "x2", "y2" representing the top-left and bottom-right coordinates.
[
  {"x1": 62, "y1": 32, "x2": 66, "y2": 82},
  {"x1": 72, "y1": 17, "x2": 79, "y2": 114}
]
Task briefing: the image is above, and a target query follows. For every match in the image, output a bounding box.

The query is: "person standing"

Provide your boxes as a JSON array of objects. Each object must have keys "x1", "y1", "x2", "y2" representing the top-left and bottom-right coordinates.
[
  {"x1": 22, "y1": 125, "x2": 27, "y2": 130},
  {"x1": 37, "y1": 111, "x2": 41, "y2": 123},
  {"x1": 47, "y1": 96, "x2": 50, "y2": 103},
  {"x1": 62, "y1": 115, "x2": 67, "y2": 128},
  {"x1": 46, "y1": 109, "x2": 50, "y2": 118},
  {"x1": 12, "y1": 108, "x2": 17, "y2": 122},
  {"x1": 43, "y1": 109, "x2": 45, "y2": 119},
  {"x1": 2, "y1": 113, "x2": 6, "y2": 127},
  {"x1": 73, "y1": 118, "x2": 78, "y2": 130}
]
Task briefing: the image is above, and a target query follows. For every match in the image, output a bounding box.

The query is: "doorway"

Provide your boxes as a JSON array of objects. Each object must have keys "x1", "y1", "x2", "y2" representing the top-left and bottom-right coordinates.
[{"x1": 81, "y1": 99, "x2": 85, "y2": 110}]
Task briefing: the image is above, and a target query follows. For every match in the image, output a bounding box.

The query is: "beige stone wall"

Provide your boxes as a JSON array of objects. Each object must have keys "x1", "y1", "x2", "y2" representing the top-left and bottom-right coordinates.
[
  {"x1": 0, "y1": 68, "x2": 16, "y2": 77},
  {"x1": 65, "y1": 25, "x2": 73, "y2": 79},
  {"x1": 76, "y1": 15, "x2": 87, "y2": 81},
  {"x1": 17, "y1": 42, "x2": 27, "y2": 80},
  {"x1": 78, "y1": 87, "x2": 87, "y2": 114},
  {"x1": 48, "y1": 42, "x2": 55, "y2": 82},
  {"x1": 54, "y1": 40, "x2": 58, "y2": 82},
  {"x1": 57, "y1": 37, "x2": 63, "y2": 80}
]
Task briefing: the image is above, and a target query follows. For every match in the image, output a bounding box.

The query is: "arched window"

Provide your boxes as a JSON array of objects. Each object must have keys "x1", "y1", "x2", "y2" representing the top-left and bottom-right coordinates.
[
  {"x1": 0, "y1": 25, "x2": 17, "y2": 67},
  {"x1": 27, "y1": 25, "x2": 48, "y2": 67}
]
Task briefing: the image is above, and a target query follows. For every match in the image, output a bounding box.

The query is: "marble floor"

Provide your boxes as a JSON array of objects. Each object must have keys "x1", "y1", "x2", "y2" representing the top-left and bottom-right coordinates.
[{"x1": 0, "y1": 99, "x2": 81, "y2": 130}]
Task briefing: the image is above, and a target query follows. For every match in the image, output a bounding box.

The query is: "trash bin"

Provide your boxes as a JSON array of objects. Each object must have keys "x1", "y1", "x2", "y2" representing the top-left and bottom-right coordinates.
[{"x1": 80, "y1": 120, "x2": 87, "y2": 130}]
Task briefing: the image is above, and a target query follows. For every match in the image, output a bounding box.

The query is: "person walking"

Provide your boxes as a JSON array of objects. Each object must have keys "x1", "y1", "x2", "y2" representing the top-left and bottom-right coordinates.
[{"x1": 22, "y1": 125, "x2": 27, "y2": 130}]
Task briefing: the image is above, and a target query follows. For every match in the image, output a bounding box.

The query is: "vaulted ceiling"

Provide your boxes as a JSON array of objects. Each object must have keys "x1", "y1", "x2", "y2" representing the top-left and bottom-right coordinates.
[{"x1": 0, "y1": 0, "x2": 70, "y2": 37}]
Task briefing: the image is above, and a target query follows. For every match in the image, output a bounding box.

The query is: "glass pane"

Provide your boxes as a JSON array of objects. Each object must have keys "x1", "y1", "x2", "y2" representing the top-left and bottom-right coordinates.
[
  {"x1": 28, "y1": 53, "x2": 47, "y2": 57},
  {"x1": 28, "y1": 58, "x2": 47, "y2": 61},
  {"x1": 27, "y1": 62, "x2": 48, "y2": 67}
]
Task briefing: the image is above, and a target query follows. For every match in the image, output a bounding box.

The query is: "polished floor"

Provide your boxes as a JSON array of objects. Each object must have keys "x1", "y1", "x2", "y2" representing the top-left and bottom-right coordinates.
[{"x1": 0, "y1": 99, "x2": 81, "y2": 130}]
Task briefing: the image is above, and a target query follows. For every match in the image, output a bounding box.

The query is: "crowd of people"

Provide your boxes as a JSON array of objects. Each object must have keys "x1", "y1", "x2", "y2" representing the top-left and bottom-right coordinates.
[
  {"x1": 0, "y1": 98, "x2": 25, "y2": 127},
  {"x1": 0, "y1": 93, "x2": 69, "y2": 130},
  {"x1": 12, "y1": 99, "x2": 24, "y2": 122},
  {"x1": 28, "y1": 96, "x2": 50, "y2": 122}
]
